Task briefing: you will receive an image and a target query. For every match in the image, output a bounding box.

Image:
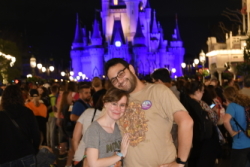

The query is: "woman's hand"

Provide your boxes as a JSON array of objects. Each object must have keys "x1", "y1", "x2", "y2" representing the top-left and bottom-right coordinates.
[
  {"x1": 230, "y1": 130, "x2": 241, "y2": 137},
  {"x1": 120, "y1": 133, "x2": 130, "y2": 157}
]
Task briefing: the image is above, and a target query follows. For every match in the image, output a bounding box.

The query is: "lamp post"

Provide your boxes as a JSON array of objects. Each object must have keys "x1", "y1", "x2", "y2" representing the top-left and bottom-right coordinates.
[
  {"x1": 181, "y1": 62, "x2": 186, "y2": 76},
  {"x1": 199, "y1": 50, "x2": 206, "y2": 83},
  {"x1": 30, "y1": 55, "x2": 36, "y2": 76}
]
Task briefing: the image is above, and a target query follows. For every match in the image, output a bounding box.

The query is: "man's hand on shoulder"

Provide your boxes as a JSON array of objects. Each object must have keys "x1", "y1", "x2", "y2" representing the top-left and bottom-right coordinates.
[{"x1": 159, "y1": 161, "x2": 185, "y2": 167}]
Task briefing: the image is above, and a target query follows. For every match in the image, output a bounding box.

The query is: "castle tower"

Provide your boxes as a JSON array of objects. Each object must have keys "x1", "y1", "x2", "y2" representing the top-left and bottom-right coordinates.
[
  {"x1": 158, "y1": 29, "x2": 168, "y2": 68},
  {"x1": 108, "y1": 17, "x2": 130, "y2": 62},
  {"x1": 144, "y1": 0, "x2": 151, "y2": 49},
  {"x1": 133, "y1": 17, "x2": 148, "y2": 74},
  {"x1": 124, "y1": 0, "x2": 140, "y2": 40},
  {"x1": 70, "y1": 13, "x2": 83, "y2": 77},
  {"x1": 150, "y1": 10, "x2": 160, "y2": 52},
  {"x1": 89, "y1": 17, "x2": 104, "y2": 77},
  {"x1": 169, "y1": 15, "x2": 184, "y2": 76}
]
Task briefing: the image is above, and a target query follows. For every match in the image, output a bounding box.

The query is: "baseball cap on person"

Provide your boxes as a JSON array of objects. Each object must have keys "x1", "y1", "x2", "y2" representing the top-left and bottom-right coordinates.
[{"x1": 30, "y1": 89, "x2": 39, "y2": 97}]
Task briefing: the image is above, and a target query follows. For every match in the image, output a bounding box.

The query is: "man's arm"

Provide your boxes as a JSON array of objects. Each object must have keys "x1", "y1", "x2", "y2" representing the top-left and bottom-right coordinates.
[
  {"x1": 175, "y1": 111, "x2": 193, "y2": 162},
  {"x1": 70, "y1": 114, "x2": 80, "y2": 122},
  {"x1": 159, "y1": 110, "x2": 193, "y2": 167}
]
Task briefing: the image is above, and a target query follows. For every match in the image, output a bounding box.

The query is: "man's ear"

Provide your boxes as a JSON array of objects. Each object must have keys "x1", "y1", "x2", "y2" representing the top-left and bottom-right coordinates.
[{"x1": 128, "y1": 64, "x2": 135, "y2": 74}]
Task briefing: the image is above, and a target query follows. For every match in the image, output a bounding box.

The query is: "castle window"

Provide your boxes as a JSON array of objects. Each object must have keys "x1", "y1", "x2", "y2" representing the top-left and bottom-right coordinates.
[{"x1": 114, "y1": 0, "x2": 118, "y2": 5}]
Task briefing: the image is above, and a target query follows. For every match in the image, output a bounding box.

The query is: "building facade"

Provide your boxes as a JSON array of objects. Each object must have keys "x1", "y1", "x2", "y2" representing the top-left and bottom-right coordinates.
[{"x1": 71, "y1": 0, "x2": 185, "y2": 79}]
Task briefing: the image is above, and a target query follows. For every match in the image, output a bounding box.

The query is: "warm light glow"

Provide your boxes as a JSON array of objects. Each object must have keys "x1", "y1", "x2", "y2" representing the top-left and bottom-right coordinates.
[
  {"x1": 61, "y1": 71, "x2": 65, "y2": 76},
  {"x1": 171, "y1": 68, "x2": 176, "y2": 73},
  {"x1": 54, "y1": 79, "x2": 58, "y2": 82},
  {"x1": 206, "y1": 49, "x2": 242, "y2": 57},
  {"x1": 194, "y1": 58, "x2": 199, "y2": 65},
  {"x1": 69, "y1": 76, "x2": 73, "y2": 81},
  {"x1": 49, "y1": 66, "x2": 54, "y2": 72},
  {"x1": 199, "y1": 50, "x2": 206, "y2": 63},
  {"x1": 37, "y1": 63, "x2": 42, "y2": 69},
  {"x1": 113, "y1": 0, "x2": 118, "y2": 5},
  {"x1": 76, "y1": 76, "x2": 80, "y2": 80},
  {"x1": 82, "y1": 74, "x2": 86, "y2": 80},
  {"x1": 103, "y1": 75, "x2": 105, "y2": 78},
  {"x1": 27, "y1": 74, "x2": 32, "y2": 78},
  {"x1": 70, "y1": 71, "x2": 74, "y2": 76},
  {"x1": 30, "y1": 56, "x2": 36, "y2": 68},
  {"x1": 181, "y1": 62, "x2": 186, "y2": 68},
  {"x1": 78, "y1": 72, "x2": 83, "y2": 76},
  {"x1": 42, "y1": 67, "x2": 46, "y2": 73}
]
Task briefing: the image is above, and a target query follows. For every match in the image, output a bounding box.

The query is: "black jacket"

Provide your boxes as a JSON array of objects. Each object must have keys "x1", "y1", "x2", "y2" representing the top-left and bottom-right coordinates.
[{"x1": 0, "y1": 105, "x2": 40, "y2": 164}]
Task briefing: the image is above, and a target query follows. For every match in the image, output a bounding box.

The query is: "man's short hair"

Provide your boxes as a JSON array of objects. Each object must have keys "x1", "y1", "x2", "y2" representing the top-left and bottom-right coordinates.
[
  {"x1": 244, "y1": 75, "x2": 250, "y2": 87},
  {"x1": 105, "y1": 58, "x2": 129, "y2": 76},
  {"x1": 151, "y1": 68, "x2": 171, "y2": 83},
  {"x1": 79, "y1": 84, "x2": 91, "y2": 92},
  {"x1": 50, "y1": 85, "x2": 58, "y2": 93},
  {"x1": 92, "y1": 77, "x2": 102, "y2": 88}
]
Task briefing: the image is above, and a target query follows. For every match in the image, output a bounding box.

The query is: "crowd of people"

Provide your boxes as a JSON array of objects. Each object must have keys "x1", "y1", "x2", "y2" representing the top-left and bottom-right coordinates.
[{"x1": 0, "y1": 58, "x2": 250, "y2": 167}]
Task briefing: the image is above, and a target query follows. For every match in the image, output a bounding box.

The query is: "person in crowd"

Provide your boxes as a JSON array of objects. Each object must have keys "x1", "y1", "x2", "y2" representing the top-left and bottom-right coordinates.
[
  {"x1": 105, "y1": 58, "x2": 193, "y2": 167},
  {"x1": 73, "y1": 94, "x2": 104, "y2": 166},
  {"x1": 223, "y1": 86, "x2": 250, "y2": 167},
  {"x1": 36, "y1": 140, "x2": 57, "y2": 167},
  {"x1": 70, "y1": 84, "x2": 91, "y2": 122},
  {"x1": 46, "y1": 85, "x2": 59, "y2": 149},
  {"x1": 181, "y1": 81, "x2": 221, "y2": 167},
  {"x1": 67, "y1": 81, "x2": 79, "y2": 102},
  {"x1": 55, "y1": 84, "x2": 69, "y2": 160},
  {"x1": 38, "y1": 86, "x2": 50, "y2": 107},
  {"x1": 91, "y1": 77, "x2": 106, "y2": 107},
  {"x1": 151, "y1": 68, "x2": 179, "y2": 148},
  {"x1": 151, "y1": 68, "x2": 180, "y2": 100},
  {"x1": 240, "y1": 75, "x2": 250, "y2": 97},
  {"x1": 83, "y1": 87, "x2": 130, "y2": 167},
  {"x1": 60, "y1": 91, "x2": 74, "y2": 167},
  {"x1": 26, "y1": 89, "x2": 47, "y2": 145},
  {"x1": 0, "y1": 85, "x2": 40, "y2": 166}
]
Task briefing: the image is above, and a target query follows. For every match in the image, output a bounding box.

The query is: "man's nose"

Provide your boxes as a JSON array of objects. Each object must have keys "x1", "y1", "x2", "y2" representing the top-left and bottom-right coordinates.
[{"x1": 117, "y1": 77, "x2": 123, "y2": 84}]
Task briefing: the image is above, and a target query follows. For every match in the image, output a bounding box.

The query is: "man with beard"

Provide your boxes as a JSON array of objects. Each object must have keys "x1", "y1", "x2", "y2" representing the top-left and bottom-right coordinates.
[
  {"x1": 105, "y1": 58, "x2": 193, "y2": 167},
  {"x1": 70, "y1": 85, "x2": 91, "y2": 122}
]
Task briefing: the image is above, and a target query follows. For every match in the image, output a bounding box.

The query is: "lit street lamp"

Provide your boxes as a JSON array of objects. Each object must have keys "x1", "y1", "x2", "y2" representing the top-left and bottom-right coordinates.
[
  {"x1": 181, "y1": 62, "x2": 186, "y2": 76},
  {"x1": 199, "y1": 50, "x2": 206, "y2": 83},
  {"x1": 49, "y1": 66, "x2": 54, "y2": 72},
  {"x1": 61, "y1": 71, "x2": 65, "y2": 77},
  {"x1": 30, "y1": 55, "x2": 36, "y2": 75}
]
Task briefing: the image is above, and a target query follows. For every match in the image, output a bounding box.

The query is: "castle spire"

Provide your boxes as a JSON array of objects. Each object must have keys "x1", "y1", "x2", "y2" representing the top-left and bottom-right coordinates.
[
  {"x1": 151, "y1": 10, "x2": 158, "y2": 33},
  {"x1": 134, "y1": 17, "x2": 145, "y2": 45},
  {"x1": 145, "y1": 0, "x2": 151, "y2": 8},
  {"x1": 92, "y1": 17, "x2": 101, "y2": 39},
  {"x1": 134, "y1": 17, "x2": 145, "y2": 38},
  {"x1": 73, "y1": 13, "x2": 83, "y2": 43},
  {"x1": 173, "y1": 14, "x2": 181, "y2": 40}
]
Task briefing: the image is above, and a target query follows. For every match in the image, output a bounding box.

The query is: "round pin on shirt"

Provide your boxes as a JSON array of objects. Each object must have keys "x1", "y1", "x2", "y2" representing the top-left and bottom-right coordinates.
[{"x1": 141, "y1": 100, "x2": 152, "y2": 110}]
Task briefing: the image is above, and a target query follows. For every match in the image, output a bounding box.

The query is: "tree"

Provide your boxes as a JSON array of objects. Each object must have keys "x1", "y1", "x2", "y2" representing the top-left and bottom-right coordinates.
[
  {"x1": 236, "y1": 36, "x2": 250, "y2": 76},
  {"x1": 0, "y1": 39, "x2": 21, "y2": 83}
]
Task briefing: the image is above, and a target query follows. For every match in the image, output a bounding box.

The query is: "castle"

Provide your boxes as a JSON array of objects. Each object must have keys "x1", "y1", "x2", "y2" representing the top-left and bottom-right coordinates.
[{"x1": 70, "y1": 0, "x2": 185, "y2": 79}]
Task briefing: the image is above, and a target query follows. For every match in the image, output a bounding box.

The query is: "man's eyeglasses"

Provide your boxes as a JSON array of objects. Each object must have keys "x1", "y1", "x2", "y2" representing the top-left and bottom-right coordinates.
[{"x1": 110, "y1": 67, "x2": 127, "y2": 85}]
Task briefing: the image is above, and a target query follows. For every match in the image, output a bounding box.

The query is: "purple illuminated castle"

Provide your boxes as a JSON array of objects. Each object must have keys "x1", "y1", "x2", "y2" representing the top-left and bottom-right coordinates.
[{"x1": 71, "y1": 0, "x2": 185, "y2": 79}]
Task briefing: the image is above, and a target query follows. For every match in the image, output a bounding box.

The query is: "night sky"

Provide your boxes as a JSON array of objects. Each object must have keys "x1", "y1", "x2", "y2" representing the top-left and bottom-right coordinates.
[{"x1": 0, "y1": 0, "x2": 241, "y2": 68}]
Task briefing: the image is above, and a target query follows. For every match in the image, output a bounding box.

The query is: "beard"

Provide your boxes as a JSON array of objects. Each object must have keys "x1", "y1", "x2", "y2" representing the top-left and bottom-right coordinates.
[{"x1": 117, "y1": 71, "x2": 137, "y2": 93}]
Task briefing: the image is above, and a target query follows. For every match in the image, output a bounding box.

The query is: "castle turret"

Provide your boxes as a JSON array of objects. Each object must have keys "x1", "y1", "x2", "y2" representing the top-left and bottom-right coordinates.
[
  {"x1": 71, "y1": 13, "x2": 84, "y2": 77},
  {"x1": 133, "y1": 17, "x2": 147, "y2": 74},
  {"x1": 150, "y1": 10, "x2": 160, "y2": 51},
  {"x1": 144, "y1": 0, "x2": 151, "y2": 49},
  {"x1": 169, "y1": 14, "x2": 185, "y2": 77},
  {"x1": 124, "y1": 0, "x2": 140, "y2": 39},
  {"x1": 89, "y1": 17, "x2": 104, "y2": 77}
]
